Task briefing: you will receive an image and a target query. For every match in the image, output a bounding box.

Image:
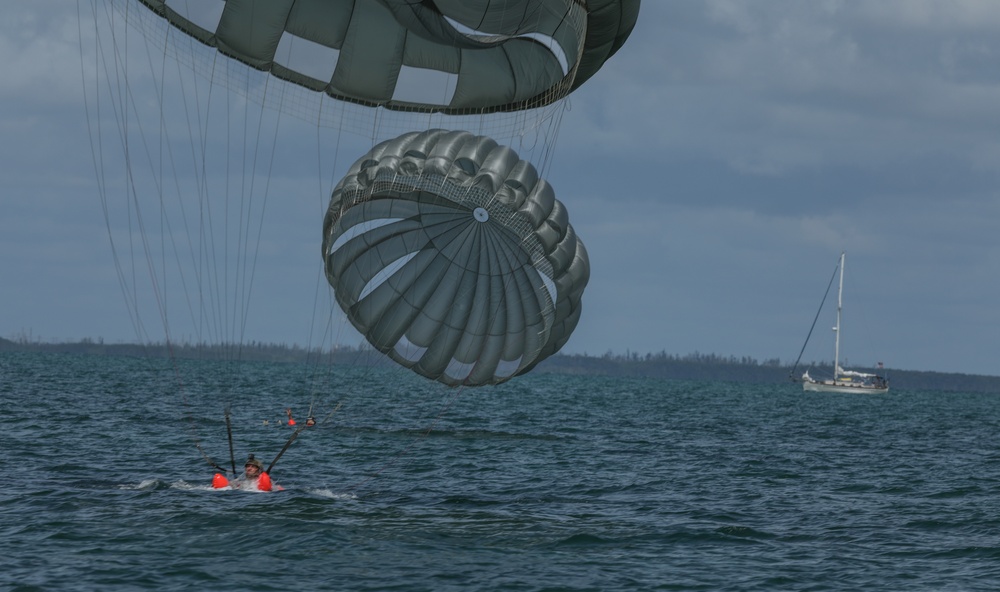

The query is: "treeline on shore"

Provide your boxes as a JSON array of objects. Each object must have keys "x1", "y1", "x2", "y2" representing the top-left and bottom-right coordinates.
[
  {"x1": 2, "y1": 337, "x2": 998, "y2": 393},
  {"x1": 536, "y1": 351, "x2": 1000, "y2": 394}
]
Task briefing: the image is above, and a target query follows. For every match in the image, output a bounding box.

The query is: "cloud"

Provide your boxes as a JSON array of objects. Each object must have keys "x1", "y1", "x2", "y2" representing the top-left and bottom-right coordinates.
[
  {"x1": 0, "y1": 3, "x2": 85, "y2": 104},
  {"x1": 563, "y1": 1, "x2": 1000, "y2": 180}
]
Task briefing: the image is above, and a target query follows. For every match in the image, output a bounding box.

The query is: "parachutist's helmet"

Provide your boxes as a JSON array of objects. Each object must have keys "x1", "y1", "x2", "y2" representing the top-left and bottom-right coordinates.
[{"x1": 245, "y1": 455, "x2": 263, "y2": 470}]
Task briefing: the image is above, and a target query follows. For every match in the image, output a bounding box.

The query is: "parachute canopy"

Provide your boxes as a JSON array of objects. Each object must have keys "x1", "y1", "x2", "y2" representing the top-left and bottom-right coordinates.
[
  {"x1": 134, "y1": 0, "x2": 640, "y2": 113},
  {"x1": 322, "y1": 130, "x2": 589, "y2": 386}
]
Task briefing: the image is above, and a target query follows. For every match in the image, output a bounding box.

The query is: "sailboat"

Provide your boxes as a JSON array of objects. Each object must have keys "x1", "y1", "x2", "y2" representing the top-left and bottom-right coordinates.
[{"x1": 793, "y1": 252, "x2": 889, "y2": 394}]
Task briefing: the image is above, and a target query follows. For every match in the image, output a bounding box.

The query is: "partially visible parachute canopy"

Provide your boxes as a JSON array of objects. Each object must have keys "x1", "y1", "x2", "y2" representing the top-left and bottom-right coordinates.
[
  {"x1": 572, "y1": 0, "x2": 642, "y2": 92},
  {"x1": 135, "y1": 0, "x2": 640, "y2": 114},
  {"x1": 322, "y1": 130, "x2": 589, "y2": 386}
]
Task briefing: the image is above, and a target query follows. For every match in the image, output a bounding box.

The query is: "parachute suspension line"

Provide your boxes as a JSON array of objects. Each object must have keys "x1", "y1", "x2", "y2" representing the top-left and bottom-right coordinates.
[
  {"x1": 144, "y1": 21, "x2": 218, "y2": 357},
  {"x1": 171, "y1": 33, "x2": 208, "y2": 348},
  {"x1": 109, "y1": 2, "x2": 155, "y2": 345},
  {"x1": 538, "y1": 101, "x2": 568, "y2": 174},
  {"x1": 153, "y1": 11, "x2": 235, "y2": 456},
  {"x1": 80, "y1": 1, "x2": 144, "y2": 343},
  {"x1": 122, "y1": 3, "x2": 172, "y2": 348},
  {"x1": 267, "y1": 403, "x2": 343, "y2": 476},
  {"x1": 170, "y1": 30, "x2": 218, "y2": 351},
  {"x1": 82, "y1": 3, "x2": 221, "y2": 475},
  {"x1": 232, "y1": 64, "x2": 257, "y2": 358},
  {"x1": 790, "y1": 259, "x2": 841, "y2": 380},
  {"x1": 183, "y1": 48, "x2": 233, "y2": 359},
  {"x1": 154, "y1": 19, "x2": 246, "y2": 368},
  {"x1": 225, "y1": 404, "x2": 238, "y2": 476},
  {"x1": 84, "y1": 0, "x2": 181, "y2": 360},
  {"x1": 305, "y1": 97, "x2": 349, "y2": 403},
  {"x1": 224, "y1": 66, "x2": 244, "y2": 359},
  {"x1": 212, "y1": 53, "x2": 233, "y2": 355},
  {"x1": 369, "y1": 102, "x2": 385, "y2": 148},
  {"x1": 98, "y1": 0, "x2": 184, "y2": 353},
  {"x1": 152, "y1": 18, "x2": 194, "y2": 358},
  {"x1": 109, "y1": 5, "x2": 216, "y2": 357},
  {"x1": 233, "y1": 68, "x2": 285, "y2": 363}
]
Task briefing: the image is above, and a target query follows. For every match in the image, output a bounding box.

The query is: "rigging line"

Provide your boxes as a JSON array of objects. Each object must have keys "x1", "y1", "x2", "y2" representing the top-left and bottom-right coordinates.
[
  {"x1": 225, "y1": 404, "x2": 237, "y2": 476},
  {"x1": 94, "y1": 4, "x2": 237, "y2": 470},
  {"x1": 304, "y1": 100, "x2": 342, "y2": 407},
  {"x1": 90, "y1": 1, "x2": 270, "y2": 472},
  {"x1": 151, "y1": 13, "x2": 196, "y2": 351},
  {"x1": 103, "y1": 1, "x2": 181, "y2": 351},
  {"x1": 83, "y1": 1, "x2": 192, "y2": 462},
  {"x1": 145, "y1": 26, "x2": 216, "y2": 460},
  {"x1": 147, "y1": 15, "x2": 234, "y2": 369},
  {"x1": 304, "y1": 104, "x2": 328, "y2": 360},
  {"x1": 115, "y1": 6, "x2": 203, "y2": 362},
  {"x1": 236, "y1": 72, "x2": 285, "y2": 362},
  {"x1": 305, "y1": 287, "x2": 342, "y2": 410},
  {"x1": 182, "y1": 44, "x2": 219, "y2": 347},
  {"x1": 163, "y1": 23, "x2": 218, "y2": 348},
  {"x1": 307, "y1": 96, "x2": 346, "y2": 359},
  {"x1": 82, "y1": 0, "x2": 175, "y2": 362},
  {"x1": 230, "y1": 74, "x2": 253, "y2": 355},
  {"x1": 199, "y1": 54, "x2": 222, "y2": 348},
  {"x1": 266, "y1": 402, "x2": 343, "y2": 475},
  {"x1": 790, "y1": 258, "x2": 840, "y2": 380},
  {"x1": 80, "y1": 2, "x2": 143, "y2": 342},
  {"x1": 99, "y1": 0, "x2": 154, "y2": 342},
  {"x1": 538, "y1": 101, "x2": 567, "y2": 174}
]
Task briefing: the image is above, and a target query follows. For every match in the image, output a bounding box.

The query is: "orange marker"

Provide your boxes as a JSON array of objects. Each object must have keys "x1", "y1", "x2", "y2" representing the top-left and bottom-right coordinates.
[
  {"x1": 212, "y1": 473, "x2": 230, "y2": 489},
  {"x1": 258, "y1": 472, "x2": 273, "y2": 492}
]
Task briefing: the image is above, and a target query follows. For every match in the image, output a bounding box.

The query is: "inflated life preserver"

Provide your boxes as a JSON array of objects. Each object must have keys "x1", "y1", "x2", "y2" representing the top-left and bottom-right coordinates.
[{"x1": 211, "y1": 472, "x2": 274, "y2": 491}]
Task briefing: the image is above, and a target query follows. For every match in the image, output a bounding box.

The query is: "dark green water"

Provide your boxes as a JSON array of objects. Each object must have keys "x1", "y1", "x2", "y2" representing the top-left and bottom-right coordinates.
[{"x1": 3, "y1": 351, "x2": 999, "y2": 590}]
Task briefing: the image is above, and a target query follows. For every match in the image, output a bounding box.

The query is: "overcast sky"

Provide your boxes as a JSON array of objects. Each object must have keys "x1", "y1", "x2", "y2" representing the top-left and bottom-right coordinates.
[{"x1": 3, "y1": 1, "x2": 999, "y2": 376}]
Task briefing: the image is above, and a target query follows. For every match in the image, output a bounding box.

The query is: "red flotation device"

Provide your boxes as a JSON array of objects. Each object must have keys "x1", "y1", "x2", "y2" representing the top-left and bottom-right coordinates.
[{"x1": 210, "y1": 472, "x2": 277, "y2": 491}]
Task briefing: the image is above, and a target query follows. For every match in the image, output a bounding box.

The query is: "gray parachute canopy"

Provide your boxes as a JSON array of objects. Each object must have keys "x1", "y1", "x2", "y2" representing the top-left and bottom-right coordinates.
[
  {"x1": 135, "y1": 0, "x2": 640, "y2": 113},
  {"x1": 322, "y1": 130, "x2": 589, "y2": 386}
]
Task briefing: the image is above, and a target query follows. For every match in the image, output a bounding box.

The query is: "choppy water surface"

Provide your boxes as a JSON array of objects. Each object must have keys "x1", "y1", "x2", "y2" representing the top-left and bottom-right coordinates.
[{"x1": 3, "y1": 351, "x2": 1000, "y2": 590}]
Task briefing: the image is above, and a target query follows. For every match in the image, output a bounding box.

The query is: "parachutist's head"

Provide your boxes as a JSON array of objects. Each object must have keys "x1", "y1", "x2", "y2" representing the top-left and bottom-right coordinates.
[{"x1": 245, "y1": 456, "x2": 263, "y2": 474}]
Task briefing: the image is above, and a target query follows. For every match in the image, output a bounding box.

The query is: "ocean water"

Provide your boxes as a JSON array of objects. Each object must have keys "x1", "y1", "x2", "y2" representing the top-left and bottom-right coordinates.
[{"x1": 2, "y1": 351, "x2": 1000, "y2": 591}]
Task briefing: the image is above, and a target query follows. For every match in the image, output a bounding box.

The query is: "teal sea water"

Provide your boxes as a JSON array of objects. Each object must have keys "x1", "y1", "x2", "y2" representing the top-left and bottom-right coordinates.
[{"x1": 3, "y1": 351, "x2": 1000, "y2": 591}]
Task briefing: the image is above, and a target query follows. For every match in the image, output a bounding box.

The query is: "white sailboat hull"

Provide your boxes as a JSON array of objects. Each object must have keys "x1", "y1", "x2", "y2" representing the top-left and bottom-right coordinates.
[{"x1": 802, "y1": 379, "x2": 888, "y2": 394}]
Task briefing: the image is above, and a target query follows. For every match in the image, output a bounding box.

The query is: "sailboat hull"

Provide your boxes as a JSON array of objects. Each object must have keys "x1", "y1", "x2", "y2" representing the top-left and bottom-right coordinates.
[{"x1": 802, "y1": 380, "x2": 888, "y2": 394}]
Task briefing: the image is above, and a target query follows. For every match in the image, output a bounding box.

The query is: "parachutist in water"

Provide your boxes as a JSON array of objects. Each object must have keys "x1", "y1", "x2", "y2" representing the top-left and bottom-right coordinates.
[
  {"x1": 214, "y1": 454, "x2": 275, "y2": 491},
  {"x1": 237, "y1": 455, "x2": 268, "y2": 488}
]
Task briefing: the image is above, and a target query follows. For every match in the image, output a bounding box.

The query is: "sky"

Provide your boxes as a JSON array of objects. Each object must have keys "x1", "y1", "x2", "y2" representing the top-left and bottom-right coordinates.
[{"x1": 2, "y1": 1, "x2": 999, "y2": 377}]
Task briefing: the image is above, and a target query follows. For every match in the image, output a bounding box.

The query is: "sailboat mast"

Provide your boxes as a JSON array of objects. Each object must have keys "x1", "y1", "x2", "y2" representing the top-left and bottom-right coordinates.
[{"x1": 834, "y1": 251, "x2": 845, "y2": 380}]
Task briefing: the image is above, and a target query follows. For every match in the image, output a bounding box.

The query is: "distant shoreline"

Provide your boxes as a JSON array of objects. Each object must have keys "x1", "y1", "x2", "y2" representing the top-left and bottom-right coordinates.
[{"x1": 2, "y1": 337, "x2": 997, "y2": 393}]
